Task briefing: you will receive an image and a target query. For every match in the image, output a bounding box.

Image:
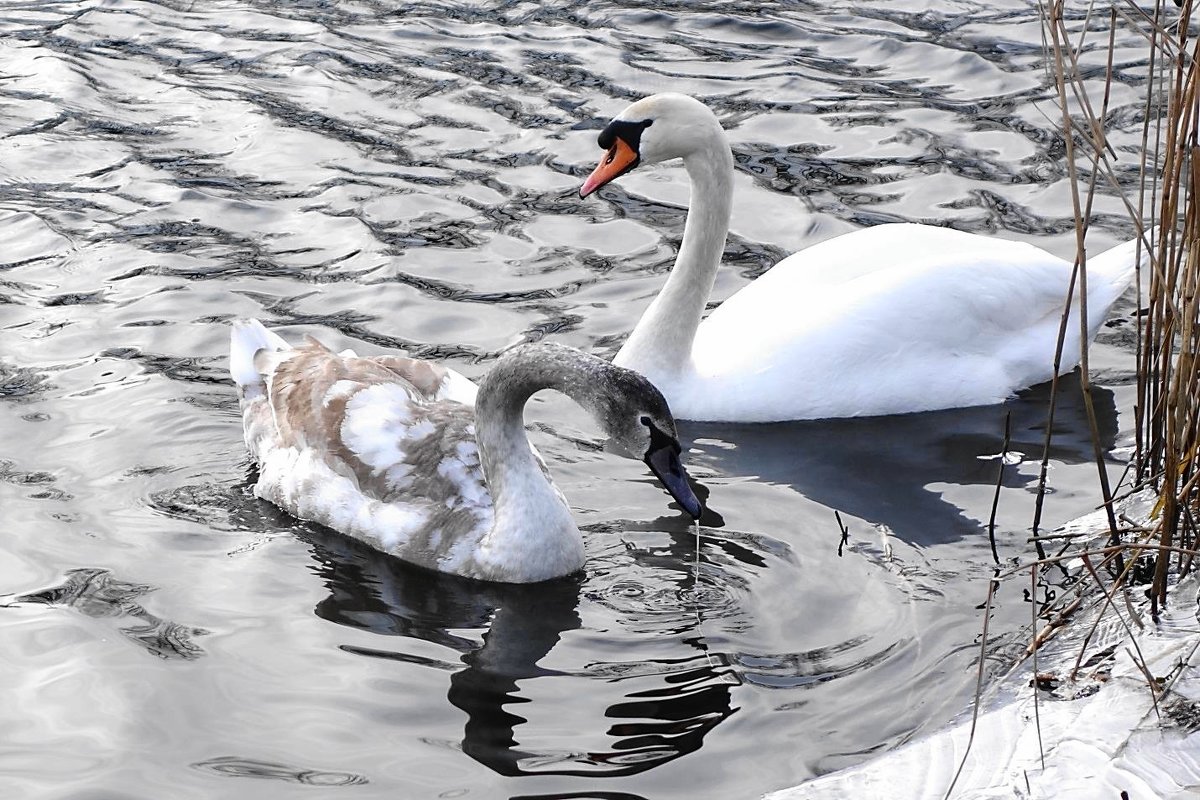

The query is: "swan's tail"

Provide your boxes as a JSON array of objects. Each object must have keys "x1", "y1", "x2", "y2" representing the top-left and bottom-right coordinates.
[
  {"x1": 1088, "y1": 228, "x2": 1155, "y2": 293},
  {"x1": 1081, "y1": 229, "x2": 1154, "y2": 334},
  {"x1": 230, "y1": 318, "x2": 291, "y2": 400}
]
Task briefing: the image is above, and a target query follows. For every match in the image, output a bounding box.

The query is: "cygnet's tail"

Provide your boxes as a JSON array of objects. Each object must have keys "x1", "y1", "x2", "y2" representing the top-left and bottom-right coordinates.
[{"x1": 230, "y1": 319, "x2": 291, "y2": 399}]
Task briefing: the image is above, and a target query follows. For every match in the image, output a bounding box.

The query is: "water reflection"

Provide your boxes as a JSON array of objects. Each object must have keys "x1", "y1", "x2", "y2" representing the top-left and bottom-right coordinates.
[
  {"x1": 6, "y1": 568, "x2": 207, "y2": 660},
  {"x1": 301, "y1": 527, "x2": 738, "y2": 778},
  {"x1": 683, "y1": 373, "x2": 1120, "y2": 544}
]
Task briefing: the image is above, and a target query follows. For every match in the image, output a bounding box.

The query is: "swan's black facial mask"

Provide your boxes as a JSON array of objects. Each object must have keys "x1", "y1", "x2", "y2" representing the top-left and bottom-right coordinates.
[
  {"x1": 640, "y1": 418, "x2": 703, "y2": 520},
  {"x1": 579, "y1": 119, "x2": 653, "y2": 198},
  {"x1": 597, "y1": 118, "x2": 652, "y2": 153}
]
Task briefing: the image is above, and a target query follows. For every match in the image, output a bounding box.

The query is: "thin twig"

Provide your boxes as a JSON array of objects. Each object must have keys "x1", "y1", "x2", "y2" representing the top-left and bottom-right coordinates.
[
  {"x1": 1030, "y1": 564, "x2": 1046, "y2": 771},
  {"x1": 943, "y1": 576, "x2": 999, "y2": 800},
  {"x1": 987, "y1": 412, "x2": 1012, "y2": 566}
]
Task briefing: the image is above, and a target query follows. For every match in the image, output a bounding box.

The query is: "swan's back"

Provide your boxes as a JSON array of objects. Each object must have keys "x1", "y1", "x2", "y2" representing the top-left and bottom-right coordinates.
[
  {"x1": 230, "y1": 321, "x2": 494, "y2": 573},
  {"x1": 687, "y1": 224, "x2": 1139, "y2": 421}
]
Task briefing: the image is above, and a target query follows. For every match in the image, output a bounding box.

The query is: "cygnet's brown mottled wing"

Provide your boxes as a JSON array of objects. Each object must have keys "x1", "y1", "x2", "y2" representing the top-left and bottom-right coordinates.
[{"x1": 239, "y1": 339, "x2": 494, "y2": 574}]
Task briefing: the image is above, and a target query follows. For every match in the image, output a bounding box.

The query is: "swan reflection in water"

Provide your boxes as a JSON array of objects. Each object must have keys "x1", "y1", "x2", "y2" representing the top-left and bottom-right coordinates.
[
  {"x1": 681, "y1": 372, "x2": 1121, "y2": 545},
  {"x1": 301, "y1": 525, "x2": 739, "y2": 779}
]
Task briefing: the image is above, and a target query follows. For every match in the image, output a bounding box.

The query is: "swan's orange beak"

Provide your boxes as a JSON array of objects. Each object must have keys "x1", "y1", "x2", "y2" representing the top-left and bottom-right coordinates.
[{"x1": 579, "y1": 138, "x2": 639, "y2": 198}]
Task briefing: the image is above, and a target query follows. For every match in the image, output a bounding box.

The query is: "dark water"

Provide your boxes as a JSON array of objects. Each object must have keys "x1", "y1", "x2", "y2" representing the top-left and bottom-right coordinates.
[{"x1": 1, "y1": 2, "x2": 1148, "y2": 798}]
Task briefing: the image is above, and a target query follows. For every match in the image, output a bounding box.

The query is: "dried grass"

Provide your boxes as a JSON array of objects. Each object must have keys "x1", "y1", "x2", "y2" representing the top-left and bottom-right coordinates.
[
  {"x1": 946, "y1": 1, "x2": 1200, "y2": 793},
  {"x1": 1037, "y1": 0, "x2": 1198, "y2": 632}
]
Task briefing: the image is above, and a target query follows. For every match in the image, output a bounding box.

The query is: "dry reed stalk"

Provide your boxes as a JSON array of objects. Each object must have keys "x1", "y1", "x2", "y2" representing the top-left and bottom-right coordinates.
[
  {"x1": 947, "y1": 2, "x2": 1195, "y2": 792},
  {"x1": 1134, "y1": 0, "x2": 1200, "y2": 614},
  {"x1": 1036, "y1": 0, "x2": 1200, "y2": 632}
]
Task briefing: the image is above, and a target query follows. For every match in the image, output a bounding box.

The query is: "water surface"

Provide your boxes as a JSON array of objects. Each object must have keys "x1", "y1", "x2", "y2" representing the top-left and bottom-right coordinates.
[{"x1": 1, "y1": 1, "x2": 1147, "y2": 798}]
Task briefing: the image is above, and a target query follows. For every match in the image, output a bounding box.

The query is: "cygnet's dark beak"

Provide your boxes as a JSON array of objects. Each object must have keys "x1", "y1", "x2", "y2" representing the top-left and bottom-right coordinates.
[{"x1": 644, "y1": 444, "x2": 703, "y2": 520}]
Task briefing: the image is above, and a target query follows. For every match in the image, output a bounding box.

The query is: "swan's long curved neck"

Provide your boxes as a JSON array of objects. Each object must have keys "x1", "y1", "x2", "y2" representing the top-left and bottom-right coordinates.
[
  {"x1": 473, "y1": 348, "x2": 596, "y2": 578},
  {"x1": 615, "y1": 139, "x2": 734, "y2": 383}
]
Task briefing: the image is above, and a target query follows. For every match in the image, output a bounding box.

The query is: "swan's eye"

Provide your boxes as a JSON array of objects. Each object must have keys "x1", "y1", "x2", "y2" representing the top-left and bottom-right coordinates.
[{"x1": 639, "y1": 415, "x2": 651, "y2": 426}]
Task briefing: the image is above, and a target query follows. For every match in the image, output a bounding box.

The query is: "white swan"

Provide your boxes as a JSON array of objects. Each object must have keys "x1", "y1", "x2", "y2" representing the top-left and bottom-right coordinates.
[
  {"x1": 579, "y1": 93, "x2": 1146, "y2": 423},
  {"x1": 229, "y1": 320, "x2": 701, "y2": 583}
]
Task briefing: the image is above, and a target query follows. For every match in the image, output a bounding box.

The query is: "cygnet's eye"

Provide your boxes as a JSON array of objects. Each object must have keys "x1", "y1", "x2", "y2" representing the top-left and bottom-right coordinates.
[{"x1": 639, "y1": 415, "x2": 651, "y2": 426}]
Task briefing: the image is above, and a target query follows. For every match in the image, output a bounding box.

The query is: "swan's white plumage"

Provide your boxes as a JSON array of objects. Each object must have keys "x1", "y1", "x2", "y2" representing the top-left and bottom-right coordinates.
[
  {"x1": 591, "y1": 94, "x2": 1147, "y2": 423},
  {"x1": 681, "y1": 224, "x2": 1141, "y2": 421}
]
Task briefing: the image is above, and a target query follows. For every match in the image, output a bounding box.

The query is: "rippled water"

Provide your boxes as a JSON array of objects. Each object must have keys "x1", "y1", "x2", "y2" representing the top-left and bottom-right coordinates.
[{"x1": 1, "y1": 2, "x2": 1148, "y2": 798}]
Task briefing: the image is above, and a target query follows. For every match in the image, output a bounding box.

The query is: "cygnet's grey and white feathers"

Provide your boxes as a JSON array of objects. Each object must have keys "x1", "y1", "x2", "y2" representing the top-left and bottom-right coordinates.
[{"x1": 230, "y1": 320, "x2": 700, "y2": 583}]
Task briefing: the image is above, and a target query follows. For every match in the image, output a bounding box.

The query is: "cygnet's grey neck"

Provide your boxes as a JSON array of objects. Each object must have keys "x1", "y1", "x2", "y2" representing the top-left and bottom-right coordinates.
[
  {"x1": 614, "y1": 137, "x2": 734, "y2": 383},
  {"x1": 475, "y1": 342, "x2": 622, "y2": 447},
  {"x1": 472, "y1": 344, "x2": 619, "y2": 578}
]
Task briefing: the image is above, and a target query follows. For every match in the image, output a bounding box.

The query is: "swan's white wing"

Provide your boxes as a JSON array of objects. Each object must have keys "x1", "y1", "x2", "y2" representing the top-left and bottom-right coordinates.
[
  {"x1": 707, "y1": 238, "x2": 1069, "y2": 355},
  {"x1": 757, "y1": 224, "x2": 1053, "y2": 287}
]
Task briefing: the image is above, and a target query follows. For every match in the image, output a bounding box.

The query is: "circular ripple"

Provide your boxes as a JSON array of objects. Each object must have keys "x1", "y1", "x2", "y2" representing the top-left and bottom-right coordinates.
[
  {"x1": 591, "y1": 569, "x2": 744, "y2": 633},
  {"x1": 191, "y1": 757, "x2": 368, "y2": 786},
  {"x1": 678, "y1": 580, "x2": 732, "y2": 608}
]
